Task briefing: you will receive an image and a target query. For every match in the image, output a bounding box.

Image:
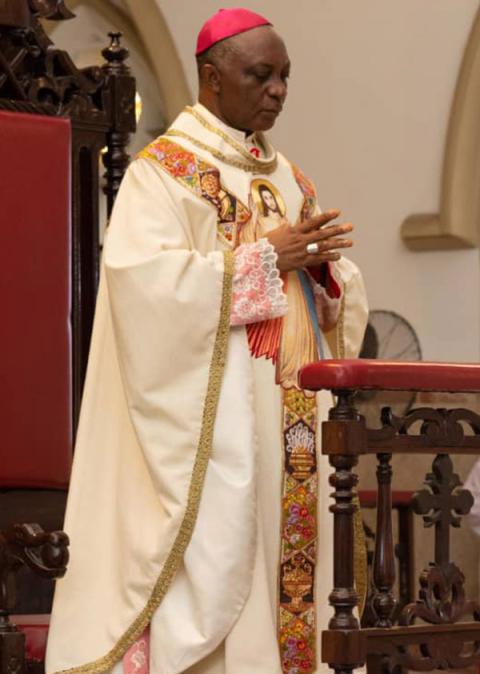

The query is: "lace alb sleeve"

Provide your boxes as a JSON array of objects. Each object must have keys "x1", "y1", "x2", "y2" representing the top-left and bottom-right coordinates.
[{"x1": 231, "y1": 238, "x2": 288, "y2": 326}]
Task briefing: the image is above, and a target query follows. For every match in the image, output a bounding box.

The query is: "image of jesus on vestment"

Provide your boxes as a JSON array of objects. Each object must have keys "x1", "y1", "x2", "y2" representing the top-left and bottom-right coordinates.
[{"x1": 241, "y1": 179, "x2": 324, "y2": 389}]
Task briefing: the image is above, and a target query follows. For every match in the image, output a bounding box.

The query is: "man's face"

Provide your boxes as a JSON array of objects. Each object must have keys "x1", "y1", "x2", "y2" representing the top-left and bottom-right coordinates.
[{"x1": 213, "y1": 26, "x2": 290, "y2": 132}]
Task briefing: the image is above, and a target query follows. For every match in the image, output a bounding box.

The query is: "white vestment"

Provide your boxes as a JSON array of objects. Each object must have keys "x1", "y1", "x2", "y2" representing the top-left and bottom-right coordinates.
[{"x1": 46, "y1": 104, "x2": 368, "y2": 674}]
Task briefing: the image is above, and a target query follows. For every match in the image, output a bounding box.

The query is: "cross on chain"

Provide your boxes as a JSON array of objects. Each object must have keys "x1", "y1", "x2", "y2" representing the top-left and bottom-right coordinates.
[{"x1": 412, "y1": 454, "x2": 473, "y2": 567}]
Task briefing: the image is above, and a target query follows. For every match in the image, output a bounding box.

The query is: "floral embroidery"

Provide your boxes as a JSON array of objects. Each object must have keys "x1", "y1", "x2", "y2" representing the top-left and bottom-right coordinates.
[
  {"x1": 231, "y1": 239, "x2": 288, "y2": 326},
  {"x1": 147, "y1": 144, "x2": 197, "y2": 180},
  {"x1": 123, "y1": 628, "x2": 150, "y2": 674},
  {"x1": 279, "y1": 614, "x2": 315, "y2": 674},
  {"x1": 279, "y1": 388, "x2": 317, "y2": 674},
  {"x1": 138, "y1": 138, "x2": 251, "y2": 248}
]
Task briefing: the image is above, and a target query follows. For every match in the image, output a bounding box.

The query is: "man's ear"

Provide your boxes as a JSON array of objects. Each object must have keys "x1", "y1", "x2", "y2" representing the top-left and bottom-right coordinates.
[{"x1": 201, "y1": 64, "x2": 222, "y2": 93}]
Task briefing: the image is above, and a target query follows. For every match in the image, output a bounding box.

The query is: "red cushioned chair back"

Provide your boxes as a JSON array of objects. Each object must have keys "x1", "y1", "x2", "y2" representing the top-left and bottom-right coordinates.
[{"x1": 0, "y1": 110, "x2": 72, "y2": 488}]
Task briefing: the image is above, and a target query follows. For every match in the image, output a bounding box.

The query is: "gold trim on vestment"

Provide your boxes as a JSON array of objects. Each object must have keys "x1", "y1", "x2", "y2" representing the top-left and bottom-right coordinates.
[
  {"x1": 165, "y1": 128, "x2": 278, "y2": 175},
  {"x1": 185, "y1": 105, "x2": 277, "y2": 172},
  {"x1": 353, "y1": 493, "x2": 368, "y2": 618},
  {"x1": 337, "y1": 284, "x2": 346, "y2": 360},
  {"x1": 53, "y1": 251, "x2": 235, "y2": 674}
]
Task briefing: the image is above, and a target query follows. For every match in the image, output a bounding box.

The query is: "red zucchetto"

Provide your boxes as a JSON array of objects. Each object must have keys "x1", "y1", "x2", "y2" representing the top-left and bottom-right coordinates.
[{"x1": 196, "y1": 7, "x2": 272, "y2": 56}]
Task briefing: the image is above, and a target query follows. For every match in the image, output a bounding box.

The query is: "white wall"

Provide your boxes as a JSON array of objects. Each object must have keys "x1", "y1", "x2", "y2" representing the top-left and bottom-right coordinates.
[{"x1": 157, "y1": 0, "x2": 480, "y2": 362}]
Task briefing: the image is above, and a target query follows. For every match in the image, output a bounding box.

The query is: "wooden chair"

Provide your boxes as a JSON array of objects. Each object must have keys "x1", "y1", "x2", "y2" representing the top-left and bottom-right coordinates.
[
  {"x1": 0, "y1": 1, "x2": 136, "y2": 670},
  {"x1": 299, "y1": 359, "x2": 480, "y2": 674}
]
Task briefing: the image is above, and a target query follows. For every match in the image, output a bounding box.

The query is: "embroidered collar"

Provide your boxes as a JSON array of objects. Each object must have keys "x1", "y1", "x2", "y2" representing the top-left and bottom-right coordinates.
[
  {"x1": 165, "y1": 103, "x2": 278, "y2": 175},
  {"x1": 193, "y1": 103, "x2": 258, "y2": 146}
]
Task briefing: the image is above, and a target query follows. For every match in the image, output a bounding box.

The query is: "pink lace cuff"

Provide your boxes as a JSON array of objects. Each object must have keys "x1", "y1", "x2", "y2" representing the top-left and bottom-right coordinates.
[
  {"x1": 231, "y1": 239, "x2": 288, "y2": 326},
  {"x1": 306, "y1": 262, "x2": 343, "y2": 332}
]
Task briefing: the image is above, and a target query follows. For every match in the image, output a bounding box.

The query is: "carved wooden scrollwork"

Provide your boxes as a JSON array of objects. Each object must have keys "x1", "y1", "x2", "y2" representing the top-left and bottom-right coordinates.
[
  {"x1": 0, "y1": 523, "x2": 69, "y2": 613},
  {"x1": 0, "y1": 0, "x2": 72, "y2": 28},
  {"x1": 372, "y1": 630, "x2": 480, "y2": 671},
  {"x1": 367, "y1": 406, "x2": 480, "y2": 451},
  {"x1": 0, "y1": 25, "x2": 107, "y2": 119},
  {"x1": 396, "y1": 454, "x2": 478, "y2": 629},
  {"x1": 0, "y1": 0, "x2": 109, "y2": 121},
  {"x1": 28, "y1": 0, "x2": 75, "y2": 20},
  {"x1": 400, "y1": 562, "x2": 480, "y2": 626},
  {"x1": 413, "y1": 454, "x2": 473, "y2": 564}
]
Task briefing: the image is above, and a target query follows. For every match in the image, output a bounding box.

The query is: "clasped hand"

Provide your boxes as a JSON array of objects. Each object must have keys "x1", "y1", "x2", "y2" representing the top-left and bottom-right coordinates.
[{"x1": 265, "y1": 209, "x2": 353, "y2": 273}]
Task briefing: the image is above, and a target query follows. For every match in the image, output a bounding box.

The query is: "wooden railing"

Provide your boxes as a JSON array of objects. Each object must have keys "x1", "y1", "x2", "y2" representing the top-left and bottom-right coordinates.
[{"x1": 299, "y1": 359, "x2": 480, "y2": 674}]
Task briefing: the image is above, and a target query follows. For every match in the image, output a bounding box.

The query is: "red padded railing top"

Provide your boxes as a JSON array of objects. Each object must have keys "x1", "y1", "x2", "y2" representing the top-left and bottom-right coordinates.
[{"x1": 299, "y1": 359, "x2": 480, "y2": 393}]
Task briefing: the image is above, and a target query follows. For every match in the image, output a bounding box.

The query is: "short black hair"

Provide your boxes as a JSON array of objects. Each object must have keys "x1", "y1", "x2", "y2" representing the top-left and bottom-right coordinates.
[{"x1": 196, "y1": 39, "x2": 239, "y2": 80}]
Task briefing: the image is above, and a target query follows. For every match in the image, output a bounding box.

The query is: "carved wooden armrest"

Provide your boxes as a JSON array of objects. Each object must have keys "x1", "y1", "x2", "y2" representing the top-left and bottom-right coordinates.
[
  {"x1": 299, "y1": 359, "x2": 480, "y2": 674},
  {"x1": 299, "y1": 358, "x2": 480, "y2": 393},
  {"x1": 0, "y1": 523, "x2": 69, "y2": 615},
  {"x1": 0, "y1": 523, "x2": 69, "y2": 672}
]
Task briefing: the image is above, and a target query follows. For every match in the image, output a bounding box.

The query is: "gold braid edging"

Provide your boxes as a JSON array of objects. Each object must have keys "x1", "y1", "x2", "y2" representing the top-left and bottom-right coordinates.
[
  {"x1": 184, "y1": 105, "x2": 277, "y2": 171},
  {"x1": 53, "y1": 251, "x2": 235, "y2": 674},
  {"x1": 165, "y1": 129, "x2": 278, "y2": 174},
  {"x1": 353, "y1": 493, "x2": 368, "y2": 618},
  {"x1": 337, "y1": 282, "x2": 347, "y2": 359}
]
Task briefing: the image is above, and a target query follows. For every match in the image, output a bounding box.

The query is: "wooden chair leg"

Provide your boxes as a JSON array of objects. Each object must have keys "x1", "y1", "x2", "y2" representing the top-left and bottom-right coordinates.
[
  {"x1": 396, "y1": 504, "x2": 415, "y2": 611},
  {"x1": 0, "y1": 626, "x2": 25, "y2": 674},
  {"x1": 0, "y1": 524, "x2": 68, "y2": 674}
]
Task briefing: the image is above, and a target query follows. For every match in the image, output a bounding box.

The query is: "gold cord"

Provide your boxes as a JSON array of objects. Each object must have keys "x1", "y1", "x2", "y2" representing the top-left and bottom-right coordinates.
[
  {"x1": 176, "y1": 106, "x2": 278, "y2": 174},
  {"x1": 185, "y1": 106, "x2": 273, "y2": 162},
  {"x1": 165, "y1": 128, "x2": 277, "y2": 175}
]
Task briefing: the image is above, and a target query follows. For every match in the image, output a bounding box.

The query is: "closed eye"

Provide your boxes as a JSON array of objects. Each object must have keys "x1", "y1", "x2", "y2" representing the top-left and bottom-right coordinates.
[{"x1": 253, "y1": 71, "x2": 272, "y2": 82}]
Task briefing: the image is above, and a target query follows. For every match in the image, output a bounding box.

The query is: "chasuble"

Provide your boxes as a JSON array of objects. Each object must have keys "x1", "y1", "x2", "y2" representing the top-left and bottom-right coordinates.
[{"x1": 46, "y1": 103, "x2": 368, "y2": 674}]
